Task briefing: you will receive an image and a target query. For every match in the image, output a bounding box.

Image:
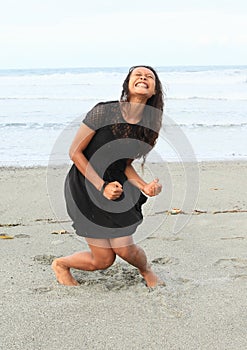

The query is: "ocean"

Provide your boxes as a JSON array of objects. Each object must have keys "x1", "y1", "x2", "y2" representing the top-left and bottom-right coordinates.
[{"x1": 0, "y1": 65, "x2": 247, "y2": 166}]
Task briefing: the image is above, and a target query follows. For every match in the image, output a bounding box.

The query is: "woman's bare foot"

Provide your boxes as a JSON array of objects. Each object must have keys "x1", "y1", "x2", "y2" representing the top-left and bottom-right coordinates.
[
  {"x1": 52, "y1": 258, "x2": 79, "y2": 286},
  {"x1": 140, "y1": 264, "x2": 166, "y2": 288}
]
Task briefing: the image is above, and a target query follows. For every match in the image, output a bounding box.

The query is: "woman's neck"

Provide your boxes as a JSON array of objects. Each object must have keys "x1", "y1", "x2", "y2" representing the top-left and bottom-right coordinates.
[{"x1": 121, "y1": 100, "x2": 146, "y2": 124}]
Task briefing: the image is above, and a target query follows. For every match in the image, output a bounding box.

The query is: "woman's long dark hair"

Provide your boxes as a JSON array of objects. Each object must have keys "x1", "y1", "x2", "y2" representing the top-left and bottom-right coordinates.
[{"x1": 119, "y1": 65, "x2": 164, "y2": 163}]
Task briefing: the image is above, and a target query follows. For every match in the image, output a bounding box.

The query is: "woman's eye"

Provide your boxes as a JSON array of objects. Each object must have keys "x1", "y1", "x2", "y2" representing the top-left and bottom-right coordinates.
[{"x1": 134, "y1": 72, "x2": 154, "y2": 79}]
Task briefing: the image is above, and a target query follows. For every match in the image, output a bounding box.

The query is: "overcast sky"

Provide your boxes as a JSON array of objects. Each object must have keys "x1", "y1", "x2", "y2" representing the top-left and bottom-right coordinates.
[{"x1": 1, "y1": 0, "x2": 247, "y2": 69}]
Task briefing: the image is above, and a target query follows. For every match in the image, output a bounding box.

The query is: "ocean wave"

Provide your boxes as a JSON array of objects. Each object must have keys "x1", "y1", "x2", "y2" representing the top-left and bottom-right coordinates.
[
  {"x1": 0, "y1": 65, "x2": 246, "y2": 76},
  {"x1": 0, "y1": 96, "x2": 100, "y2": 101},
  {"x1": 1, "y1": 121, "x2": 246, "y2": 130},
  {"x1": 175, "y1": 123, "x2": 247, "y2": 129},
  {"x1": 0, "y1": 67, "x2": 128, "y2": 77},
  {"x1": 0, "y1": 95, "x2": 246, "y2": 102},
  {"x1": 167, "y1": 96, "x2": 247, "y2": 101},
  {"x1": 0, "y1": 122, "x2": 78, "y2": 130}
]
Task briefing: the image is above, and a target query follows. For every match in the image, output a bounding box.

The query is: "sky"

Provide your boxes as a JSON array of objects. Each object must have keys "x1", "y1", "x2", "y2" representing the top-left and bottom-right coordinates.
[{"x1": 1, "y1": 0, "x2": 247, "y2": 69}]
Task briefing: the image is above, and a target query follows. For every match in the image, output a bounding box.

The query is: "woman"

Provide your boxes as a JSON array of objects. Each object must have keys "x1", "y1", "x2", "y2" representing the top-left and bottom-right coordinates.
[{"x1": 52, "y1": 65, "x2": 165, "y2": 287}]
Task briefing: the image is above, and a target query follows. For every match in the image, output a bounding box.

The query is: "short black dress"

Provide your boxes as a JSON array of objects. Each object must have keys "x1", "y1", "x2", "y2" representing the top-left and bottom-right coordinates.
[{"x1": 64, "y1": 101, "x2": 154, "y2": 239}]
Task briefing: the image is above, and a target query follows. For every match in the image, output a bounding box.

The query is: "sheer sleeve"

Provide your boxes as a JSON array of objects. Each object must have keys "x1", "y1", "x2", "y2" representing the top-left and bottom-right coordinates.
[{"x1": 82, "y1": 102, "x2": 107, "y2": 131}]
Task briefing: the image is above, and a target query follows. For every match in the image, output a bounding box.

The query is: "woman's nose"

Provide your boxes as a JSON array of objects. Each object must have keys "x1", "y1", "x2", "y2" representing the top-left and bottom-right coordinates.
[{"x1": 140, "y1": 75, "x2": 147, "y2": 80}]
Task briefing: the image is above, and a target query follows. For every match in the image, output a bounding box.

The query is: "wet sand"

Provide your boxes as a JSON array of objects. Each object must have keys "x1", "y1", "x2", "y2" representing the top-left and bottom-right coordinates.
[{"x1": 0, "y1": 161, "x2": 247, "y2": 349}]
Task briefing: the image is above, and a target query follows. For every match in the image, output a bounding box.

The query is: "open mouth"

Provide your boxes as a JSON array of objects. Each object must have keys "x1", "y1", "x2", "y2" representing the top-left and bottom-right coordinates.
[{"x1": 135, "y1": 82, "x2": 148, "y2": 88}]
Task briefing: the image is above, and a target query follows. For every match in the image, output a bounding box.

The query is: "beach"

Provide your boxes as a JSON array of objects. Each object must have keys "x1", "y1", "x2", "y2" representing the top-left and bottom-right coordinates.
[{"x1": 1, "y1": 160, "x2": 247, "y2": 350}]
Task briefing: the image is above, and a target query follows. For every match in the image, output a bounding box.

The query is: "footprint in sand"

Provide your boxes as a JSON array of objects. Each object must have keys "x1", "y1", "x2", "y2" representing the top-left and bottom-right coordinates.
[
  {"x1": 214, "y1": 258, "x2": 247, "y2": 281},
  {"x1": 32, "y1": 286, "x2": 54, "y2": 294},
  {"x1": 151, "y1": 256, "x2": 179, "y2": 265},
  {"x1": 74, "y1": 263, "x2": 143, "y2": 291},
  {"x1": 232, "y1": 274, "x2": 247, "y2": 281},
  {"x1": 33, "y1": 254, "x2": 58, "y2": 265},
  {"x1": 175, "y1": 277, "x2": 191, "y2": 284},
  {"x1": 214, "y1": 258, "x2": 247, "y2": 269}
]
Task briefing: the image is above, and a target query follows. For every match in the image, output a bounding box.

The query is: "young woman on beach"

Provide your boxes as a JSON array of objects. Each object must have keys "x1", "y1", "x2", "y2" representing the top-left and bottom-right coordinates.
[{"x1": 52, "y1": 65, "x2": 165, "y2": 287}]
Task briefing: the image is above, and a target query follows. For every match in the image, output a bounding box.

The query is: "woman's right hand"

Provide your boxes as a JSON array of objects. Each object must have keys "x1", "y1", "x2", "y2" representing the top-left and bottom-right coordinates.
[{"x1": 103, "y1": 181, "x2": 123, "y2": 200}]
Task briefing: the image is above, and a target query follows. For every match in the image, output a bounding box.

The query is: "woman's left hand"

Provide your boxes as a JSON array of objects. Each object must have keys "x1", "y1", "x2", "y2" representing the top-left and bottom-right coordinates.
[{"x1": 142, "y1": 178, "x2": 162, "y2": 197}]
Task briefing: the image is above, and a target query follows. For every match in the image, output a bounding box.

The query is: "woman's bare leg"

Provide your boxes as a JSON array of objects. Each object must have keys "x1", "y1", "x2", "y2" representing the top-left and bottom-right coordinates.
[
  {"x1": 52, "y1": 238, "x2": 116, "y2": 286},
  {"x1": 110, "y1": 236, "x2": 165, "y2": 288}
]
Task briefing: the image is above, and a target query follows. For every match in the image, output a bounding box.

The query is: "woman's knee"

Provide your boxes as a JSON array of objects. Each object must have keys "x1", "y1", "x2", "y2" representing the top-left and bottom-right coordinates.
[
  {"x1": 112, "y1": 244, "x2": 138, "y2": 260},
  {"x1": 92, "y1": 251, "x2": 116, "y2": 270},
  {"x1": 87, "y1": 240, "x2": 116, "y2": 270}
]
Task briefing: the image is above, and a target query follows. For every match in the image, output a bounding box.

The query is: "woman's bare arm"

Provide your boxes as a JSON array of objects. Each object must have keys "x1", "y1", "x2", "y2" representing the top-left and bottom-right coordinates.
[
  {"x1": 69, "y1": 124, "x2": 123, "y2": 199},
  {"x1": 124, "y1": 160, "x2": 147, "y2": 191},
  {"x1": 125, "y1": 160, "x2": 162, "y2": 197},
  {"x1": 69, "y1": 124, "x2": 105, "y2": 191}
]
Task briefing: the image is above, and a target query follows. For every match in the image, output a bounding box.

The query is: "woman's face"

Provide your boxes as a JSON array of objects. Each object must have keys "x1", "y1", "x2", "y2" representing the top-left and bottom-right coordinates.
[{"x1": 128, "y1": 67, "x2": 156, "y2": 100}]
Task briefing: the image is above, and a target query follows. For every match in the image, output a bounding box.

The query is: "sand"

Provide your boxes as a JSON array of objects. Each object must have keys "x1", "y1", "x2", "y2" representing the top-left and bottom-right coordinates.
[{"x1": 0, "y1": 161, "x2": 247, "y2": 350}]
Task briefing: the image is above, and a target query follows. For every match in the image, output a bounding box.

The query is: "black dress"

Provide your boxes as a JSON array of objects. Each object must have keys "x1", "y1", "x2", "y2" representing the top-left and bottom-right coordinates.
[{"x1": 64, "y1": 101, "x2": 152, "y2": 239}]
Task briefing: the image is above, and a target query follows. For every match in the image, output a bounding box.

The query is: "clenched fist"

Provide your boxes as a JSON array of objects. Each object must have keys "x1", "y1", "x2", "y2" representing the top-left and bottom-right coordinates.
[
  {"x1": 142, "y1": 178, "x2": 162, "y2": 197},
  {"x1": 103, "y1": 181, "x2": 123, "y2": 200}
]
